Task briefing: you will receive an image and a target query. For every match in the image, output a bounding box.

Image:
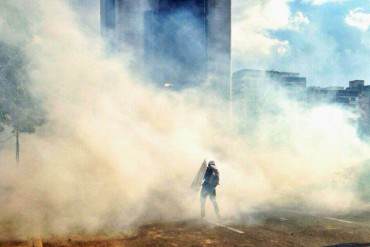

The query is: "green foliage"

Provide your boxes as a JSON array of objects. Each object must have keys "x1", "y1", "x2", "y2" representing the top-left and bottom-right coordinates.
[{"x1": 0, "y1": 42, "x2": 44, "y2": 133}]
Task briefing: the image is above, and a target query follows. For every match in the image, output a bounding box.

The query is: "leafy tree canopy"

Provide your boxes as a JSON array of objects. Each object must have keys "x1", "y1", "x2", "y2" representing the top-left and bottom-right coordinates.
[{"x1": 0, "y1": 42, "x2": 44, "y2": 134}]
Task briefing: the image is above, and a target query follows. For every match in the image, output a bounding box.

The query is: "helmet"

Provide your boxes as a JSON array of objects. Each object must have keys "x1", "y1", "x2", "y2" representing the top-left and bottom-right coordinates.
[{"x1": 208, "y1": 160, "x2": 216, "y2": 167}]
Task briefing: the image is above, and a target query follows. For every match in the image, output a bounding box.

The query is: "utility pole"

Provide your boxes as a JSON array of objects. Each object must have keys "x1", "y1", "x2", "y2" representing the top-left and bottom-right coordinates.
[{"x1": 15, "y1": 128, "x2": 19, "y2": 163}]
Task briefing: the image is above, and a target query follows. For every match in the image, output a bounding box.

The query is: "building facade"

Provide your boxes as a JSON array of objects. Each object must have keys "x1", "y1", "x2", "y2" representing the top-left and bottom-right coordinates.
[
  {"x1": 144, "y1": 0, "x2": 208, "y2": 88},
  {"x1": 231, "y1": 69, "x2": 307, "y2": 132},
  {"x1": 232, "y1": 68, "x2": 370, "y2": 137},
  {"x1": 100, "y1": 0, "x2": 231, "y2": 94},
  {"x1": 101, "y1": 0, "x2": 148, "y2": 57},
  {"x1": 232, "y1": 69, "x2": 307, "y2": 101}
]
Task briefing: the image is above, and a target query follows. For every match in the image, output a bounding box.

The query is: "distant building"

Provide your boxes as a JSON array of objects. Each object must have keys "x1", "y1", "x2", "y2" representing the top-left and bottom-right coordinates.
[
  {"x1": 144, "y1": 0, "x2": 231, "y2": 92},
  {"x1": 359, "y1": 88, "x2": 370, "y2": 137},
  {"x1": 206, "y1": 0, "x2": 232, "y2": 95},
  {"x1": 100, "y1": 0, "x2": 148, "y2": 59},
  {"x1": 306, "y1": 79, "x2": 370, "y2": 137},
  {"x1": 144, "y1": 0, "x2": 208, "y2": 88},
  {"x1": 100, "y1": 0, "x2": 231, "y2": 94},
  {"x1": 307, "y1": 79, "x2": 368, "y2": 108},
  {"x1": 232, "y1": 69, "x2": 307, "y2": 99},
  {"x1": 349, "y1": 80, "x2": 365, "y2": 89},
  {"x1": 100, "y1": 0, "x2": 116, "y2": 39},
  {"x1": 231, "y1": 69, "x2": 307, "y2": 131},
  {"x1": 232, "y1": 69, "x2": 370, "y2": 137}
]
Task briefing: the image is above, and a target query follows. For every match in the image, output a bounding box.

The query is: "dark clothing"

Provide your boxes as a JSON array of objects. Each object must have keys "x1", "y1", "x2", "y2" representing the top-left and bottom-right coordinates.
[
  {"x1": 202, "y1": 165, "x2": 219, "y2": 189},
  {"x1": 200, "y1": 165, "x2": 220, "y2": 218},
  {"x1": 201, "y1": 185, "x2": 216, "y2": 197}
]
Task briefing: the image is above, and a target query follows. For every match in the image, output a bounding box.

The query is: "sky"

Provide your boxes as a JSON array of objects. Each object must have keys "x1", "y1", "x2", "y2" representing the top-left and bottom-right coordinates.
[
  {"x1": 71, "y1": 0, "x2": 370, "y2": 87},
  {"x1": 232, "y1": 0, "x2": 370, "y2": 86}
]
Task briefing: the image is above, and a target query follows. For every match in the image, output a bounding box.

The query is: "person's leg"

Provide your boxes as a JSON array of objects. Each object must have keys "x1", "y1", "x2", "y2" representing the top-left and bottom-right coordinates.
[
  {"x1": 210, "y1": 191, "x2": 220, "y2": 219},
  {"x1": 200, "y1": 195, "x2": 206, "y2": 218},
  {"x1": 200, "y1": 187, "x2": 207, "y2": 218}
]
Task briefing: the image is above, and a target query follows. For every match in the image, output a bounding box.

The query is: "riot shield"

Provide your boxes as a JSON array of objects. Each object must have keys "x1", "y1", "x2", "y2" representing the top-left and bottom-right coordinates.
[{"x1": 191, "y1": 159, "x2": 207, "y2": 191}]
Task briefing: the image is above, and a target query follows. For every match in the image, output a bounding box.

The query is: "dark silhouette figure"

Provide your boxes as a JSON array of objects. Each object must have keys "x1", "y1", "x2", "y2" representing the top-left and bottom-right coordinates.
[{"x1": 200, "y1": 160, "x2": 220, "y2": 219}]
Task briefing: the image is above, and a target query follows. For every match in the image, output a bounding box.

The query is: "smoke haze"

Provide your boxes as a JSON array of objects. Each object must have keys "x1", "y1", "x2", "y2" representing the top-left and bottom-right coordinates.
[
  {"x1": 232, "y1": 0, "x2": 370, "y2": 86},
  {"x1": 0, "y1": 0, "x2": 369, "y2": 240}
]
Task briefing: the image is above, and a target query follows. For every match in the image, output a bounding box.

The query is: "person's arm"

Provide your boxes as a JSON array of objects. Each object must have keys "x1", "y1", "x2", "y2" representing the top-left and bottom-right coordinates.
[
  {"x1": 215, "y1": 169, "x2": 220, "y2": 185},
  {"x1": 203, "y1": 167, "x2": 211, "y2": 182}
]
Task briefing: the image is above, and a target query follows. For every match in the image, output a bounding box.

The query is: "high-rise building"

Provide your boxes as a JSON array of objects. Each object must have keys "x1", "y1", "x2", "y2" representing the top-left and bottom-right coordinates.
[
  {"x1": 100, "y1": 0, "x2": 116, "y2": 41},
  {"x1": 100, "y1": 0, "x2": 148, "y2": 56},
  {"x1": 144, "y1": 0, "x2": 231, "y2": 92},
  {"x1": 100, "y1": 0, "x2": 231, "y2": 94},
  {"x1": 206, "y1": 0, "x2": 231, "y2": 94},
  {"x1": 144, "y1": 0, "x2": 207, "y2": 88}
]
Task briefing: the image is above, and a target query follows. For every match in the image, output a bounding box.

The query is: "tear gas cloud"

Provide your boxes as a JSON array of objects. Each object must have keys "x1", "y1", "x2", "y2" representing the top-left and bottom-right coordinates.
[{"x1": 0, "y1": 0, "x2": 369, "y2": 240}]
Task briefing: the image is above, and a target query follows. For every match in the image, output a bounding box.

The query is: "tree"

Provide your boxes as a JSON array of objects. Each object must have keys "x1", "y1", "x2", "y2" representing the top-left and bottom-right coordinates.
[{"x1": 0, "y1": 42, "x2": 45, "y2": 162}]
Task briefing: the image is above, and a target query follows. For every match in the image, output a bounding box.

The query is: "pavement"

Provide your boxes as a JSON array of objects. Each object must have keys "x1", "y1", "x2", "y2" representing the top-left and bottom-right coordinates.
[{"x1": 1, "y1": 210, "x2": 370, "y2": 247}]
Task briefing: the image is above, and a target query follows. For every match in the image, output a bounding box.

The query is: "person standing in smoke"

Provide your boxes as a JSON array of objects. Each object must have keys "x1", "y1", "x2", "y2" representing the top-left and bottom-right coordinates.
[{"x1": 200, "y1": 160, "x2": 220, "y2": 219}]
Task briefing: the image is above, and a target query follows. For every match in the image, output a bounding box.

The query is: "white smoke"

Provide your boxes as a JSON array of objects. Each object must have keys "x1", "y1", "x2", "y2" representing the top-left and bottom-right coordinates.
[{"x1": 0, "y1": 0, "x2": 368, "y2": 240}]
